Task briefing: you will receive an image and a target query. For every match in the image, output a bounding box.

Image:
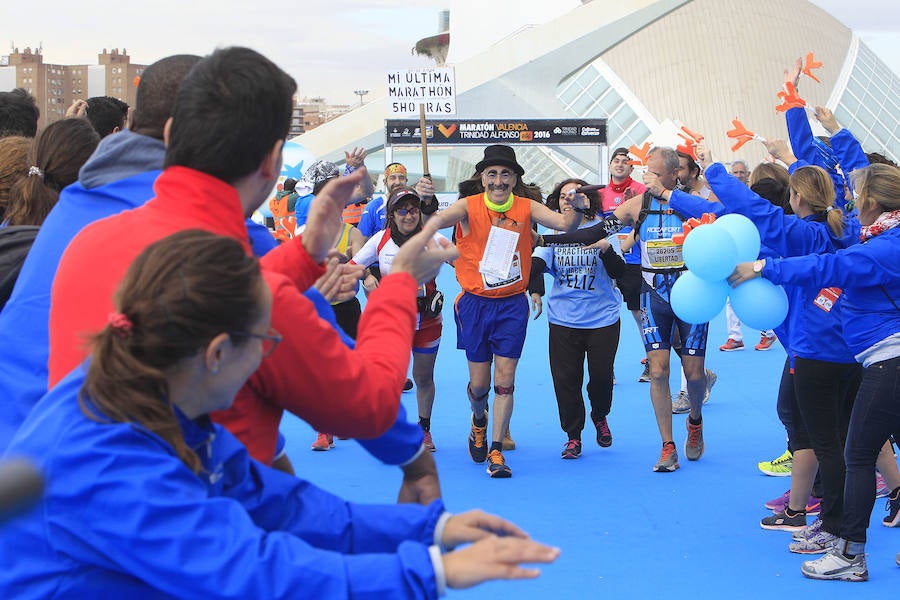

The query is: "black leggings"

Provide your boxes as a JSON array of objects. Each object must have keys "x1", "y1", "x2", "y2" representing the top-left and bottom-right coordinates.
[
  {"x1": 775, "y1": 358, "x2": 823, "y2": 497},
  {"x1": 548, "y1": 321, "x2": 620, "y2": 440},
  {"x1": 790, "y1": 357, "x2": 861, "y2": 536},
  {"x1": 332, "y1": 298, "x2": 361, "y2": 340}
]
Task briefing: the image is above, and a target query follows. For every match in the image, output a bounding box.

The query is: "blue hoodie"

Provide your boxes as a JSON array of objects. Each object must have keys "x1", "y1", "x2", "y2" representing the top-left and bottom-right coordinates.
[
  {"x1": 705, "y1": 162, "x2": 859, "y2": 363},
  {"x1": 764, "y1": 226, "x2": 900, "y2": 364},
  {"x1": 0, "y1": 366, "x2": 445, "y2": 599},
  {"x1": 0, "y1": 130, "x2": 162, "y2": 448}
]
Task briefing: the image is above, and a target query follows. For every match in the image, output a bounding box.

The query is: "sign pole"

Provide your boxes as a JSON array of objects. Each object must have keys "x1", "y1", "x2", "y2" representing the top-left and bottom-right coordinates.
[{"x1": 419, "y1": 103, "x2": 430, "y2": 179}]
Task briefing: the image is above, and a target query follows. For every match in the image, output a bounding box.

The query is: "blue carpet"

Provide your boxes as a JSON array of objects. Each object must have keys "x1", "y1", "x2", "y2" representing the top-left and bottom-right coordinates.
[{"x1": 281, "y1": 263, "x2": 898, "y2": 598}]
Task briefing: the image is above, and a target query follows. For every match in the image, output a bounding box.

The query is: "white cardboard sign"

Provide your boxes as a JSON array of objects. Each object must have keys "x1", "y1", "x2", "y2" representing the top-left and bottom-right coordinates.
[{"x1": 387, "y1": 67, "x2": 456, "y2": 116}]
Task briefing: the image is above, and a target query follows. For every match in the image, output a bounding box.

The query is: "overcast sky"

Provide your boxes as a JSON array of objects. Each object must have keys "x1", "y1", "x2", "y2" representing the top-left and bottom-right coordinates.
[{"x1": 2, "y1": 0, "x2": 898, "y2": 105}]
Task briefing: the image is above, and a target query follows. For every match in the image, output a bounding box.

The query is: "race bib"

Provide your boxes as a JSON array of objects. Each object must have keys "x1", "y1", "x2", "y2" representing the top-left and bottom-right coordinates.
[
  {"x1": 645, "y1": 238, "x2": 684, "y2": 269},
  {"x1": 813, "y1": 287, "x2": 842, "y2": 312},
  {"x1": 483, "y1": 251, "x2": 523, "y2": 289}
]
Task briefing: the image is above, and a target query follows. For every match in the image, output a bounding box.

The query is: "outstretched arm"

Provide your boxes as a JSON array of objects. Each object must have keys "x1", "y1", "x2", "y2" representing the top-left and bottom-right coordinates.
[
  {"x1": 530, "y1": 199, "x2": 582, "y2": 233},
  {"x1": 539, "y1": 195, "x2": 638, "y2": 246},
  {"x1": 815, "y1": 106, "x2": 868, "y2": 175},
  {"x1": 430, "y1": 197, "x2": 469, "y2": 230},
  {"x1": 704, "y1": 162, "x2": 830, "y2": 257}
]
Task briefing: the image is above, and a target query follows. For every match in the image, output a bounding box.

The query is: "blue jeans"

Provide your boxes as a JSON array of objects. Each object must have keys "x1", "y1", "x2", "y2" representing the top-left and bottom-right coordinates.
[{"x1": 841, "y1": 356, "x2": 900, "y2": 544}]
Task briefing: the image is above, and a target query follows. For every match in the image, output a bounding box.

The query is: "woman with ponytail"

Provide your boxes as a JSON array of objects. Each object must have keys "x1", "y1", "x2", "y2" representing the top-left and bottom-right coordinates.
[
  {"x1": 0, "y1": 135, "x2": 31, "y2": 307},
  {"x1": 4, "y1": 118, "x2": 99, "y2": 227},
  {"x1": 0, "y1": 119, "x2": 98, "y2": 309},
  {"x1": 0, "y1": 229, "x2": 558, "y2": 598},
  {"x1": 0, "y1": 135, "x2": 30, "y2": 222}
]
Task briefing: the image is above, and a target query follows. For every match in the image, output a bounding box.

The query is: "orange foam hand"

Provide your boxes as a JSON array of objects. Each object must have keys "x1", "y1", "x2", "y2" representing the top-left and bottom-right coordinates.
[
  {"x1": 679, "y1": 125, "x2": 704, "y2": 144},
  {"x1": 730, "y1": 137, "x2": 752, "y2": 152},
  {"x1": 628, "y1": 142, "x2": 651, "y2": 166},
  {"x1": 776, "y1": 82, "x2": 806, "y2": 112},
  {"x1": 676, "y1": 124, "x2": 704, "y2": 160},
  {"x1": 726, "y1": 118, "x2": 753, "y2": 140},
  {"x1": 802, "y1": 52, "x2": 823, "y2": 84},
  {"x1": 676, "y1": 138, "x2": 699, "y2": 160},
  {"x1": 674, "y1": 214, "x2": 713, "y2": 245},
  {"x1": 726, "y1": 118, "x2": 755, "y2": 152}
]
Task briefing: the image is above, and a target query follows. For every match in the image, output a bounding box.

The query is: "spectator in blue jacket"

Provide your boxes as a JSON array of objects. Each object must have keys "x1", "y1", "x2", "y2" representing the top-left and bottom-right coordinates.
[
  {"x1": 692, "y1": 146, "x2": 861, "y2": 553},
  {"x1": 730, "y1": 163, "x2": 900, "y2": 582},
  {"x1": 0, "y1": 229, "x2": 559, "y2": 599}
]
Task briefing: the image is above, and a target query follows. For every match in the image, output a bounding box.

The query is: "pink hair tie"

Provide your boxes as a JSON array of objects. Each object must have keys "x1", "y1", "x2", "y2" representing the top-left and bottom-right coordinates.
[{"x1": 107, "y1": 312, "x2": 133, "y2": 338}]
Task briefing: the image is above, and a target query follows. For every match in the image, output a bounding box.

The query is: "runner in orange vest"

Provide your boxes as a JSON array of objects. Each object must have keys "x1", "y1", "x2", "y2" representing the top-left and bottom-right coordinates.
[
  {"x1": 268, "y1": 177, "x2": 298, "y2": 242},
  {"x1": 431, "y1": 145, "x2": 584, "y2": 478}
]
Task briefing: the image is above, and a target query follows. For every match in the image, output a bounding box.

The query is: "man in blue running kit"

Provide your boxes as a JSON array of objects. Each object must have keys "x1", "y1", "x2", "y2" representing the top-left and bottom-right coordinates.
[{"x1": 609, "y1": 147, "x2": 710, "y2": 472}]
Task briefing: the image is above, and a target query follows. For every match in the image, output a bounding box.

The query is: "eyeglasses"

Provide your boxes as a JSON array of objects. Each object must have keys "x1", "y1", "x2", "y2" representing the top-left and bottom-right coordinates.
[
  {"x1": 229, "y1": 327, "x2": 282, "y2": 358},
  {"x1": 395, "y1": 207, "x2": 420, "y2": 217},
  {"x1": 484, "y1": 169, "x2": 515, "y2": 182}
]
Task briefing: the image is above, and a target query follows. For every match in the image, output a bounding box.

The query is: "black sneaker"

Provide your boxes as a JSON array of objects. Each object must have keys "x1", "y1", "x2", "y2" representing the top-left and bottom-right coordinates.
[
  {"x1": 467, "y1": 411, "x2": 488, "y2": 463},
  {"x1": 883, "y1": 490, "x2": 900, "y2": 527},
  {"x1": 486, "y1": 449, "x2": 512, "y2": 478},
  {"x1": 561, "y1": 439, "x2": 582, "y2": 459},
  {"x1": 761, "y1": 509, "x2": 806, "y2": 532},
  {"x1": 595, "y1": 417, "x2": 612, "y2": 447}
]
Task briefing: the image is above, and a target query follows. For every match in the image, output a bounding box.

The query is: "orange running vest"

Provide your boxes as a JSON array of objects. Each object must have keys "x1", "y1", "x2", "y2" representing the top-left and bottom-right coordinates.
[{"x1": 454, "y1": 194, "x2": 532, "y2": 298}]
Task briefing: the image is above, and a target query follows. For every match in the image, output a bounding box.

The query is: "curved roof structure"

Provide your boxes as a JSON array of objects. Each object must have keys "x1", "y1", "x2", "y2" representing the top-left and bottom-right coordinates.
[{"x1": 297, "y1": 0, "x2": 898, "y2": 191}]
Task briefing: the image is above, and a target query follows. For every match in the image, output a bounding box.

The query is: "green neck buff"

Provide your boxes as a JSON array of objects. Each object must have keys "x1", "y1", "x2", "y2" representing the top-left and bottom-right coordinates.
[{"x1": 484, "y1": 192, "x2": 514, "y2": 214}]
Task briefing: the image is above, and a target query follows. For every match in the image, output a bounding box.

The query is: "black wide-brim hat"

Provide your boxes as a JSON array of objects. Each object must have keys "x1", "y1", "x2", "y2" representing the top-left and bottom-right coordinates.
[{"x1": 475, "y1": 144, "x2": 525, "y2": 176}]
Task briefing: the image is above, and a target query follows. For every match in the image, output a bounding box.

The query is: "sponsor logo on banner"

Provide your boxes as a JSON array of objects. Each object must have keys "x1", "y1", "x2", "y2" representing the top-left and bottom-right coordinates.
[{"x1": 438, "y1": 123, "x2": 457, "y2": 137}]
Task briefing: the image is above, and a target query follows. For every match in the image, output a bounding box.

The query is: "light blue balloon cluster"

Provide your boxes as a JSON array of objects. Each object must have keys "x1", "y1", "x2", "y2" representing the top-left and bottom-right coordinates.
[{"x1": 671, "y1": 214, "x2": 788, "y2": 330}]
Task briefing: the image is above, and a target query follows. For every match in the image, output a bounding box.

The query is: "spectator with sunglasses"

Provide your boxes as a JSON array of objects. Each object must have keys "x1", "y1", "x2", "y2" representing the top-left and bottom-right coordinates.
[{"x1": 353, "y1": 187, "x2": 451, "y2": 452}]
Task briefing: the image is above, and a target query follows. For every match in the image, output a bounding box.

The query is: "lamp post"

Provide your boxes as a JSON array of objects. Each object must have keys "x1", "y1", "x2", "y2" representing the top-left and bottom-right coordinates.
[{"x1": 354, "y1": 89, "x2": 369, "y2": 107}]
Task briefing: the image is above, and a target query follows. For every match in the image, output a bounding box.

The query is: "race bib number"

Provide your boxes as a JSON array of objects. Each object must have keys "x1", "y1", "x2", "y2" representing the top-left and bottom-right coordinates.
[
  {"x1": 479, "y1": 226, "x2": 519, "y2": 279},
  {"x1": 645, "y1": 238, "x2": 684, "y2": 269},
  {"x1": 483, "y1": 251, "x2": 523, "y2": 289},
  {"x1": 813, "y1": 287, "x2": 842, "y2": 312}
]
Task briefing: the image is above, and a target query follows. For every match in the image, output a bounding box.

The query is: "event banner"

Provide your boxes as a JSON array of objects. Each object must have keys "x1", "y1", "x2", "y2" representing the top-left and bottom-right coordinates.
[{"x1": 385, "y1": 119, "x2": 607, "y2": 146}]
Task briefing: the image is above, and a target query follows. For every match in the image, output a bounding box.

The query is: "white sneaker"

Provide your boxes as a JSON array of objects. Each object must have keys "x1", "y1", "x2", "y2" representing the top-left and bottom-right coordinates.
[
  {"x1": 789, "y1": 530, "x2": 838, "y2": 554},
  {"x1": 671, "y1": 390, "x2": 690, "y2": 414},
  {"x1": 793, "y1": 517, "x2": 823, "y2": 541},
  {"x1": 801, "y1": 547, "x2": 868, "y2": 581}
]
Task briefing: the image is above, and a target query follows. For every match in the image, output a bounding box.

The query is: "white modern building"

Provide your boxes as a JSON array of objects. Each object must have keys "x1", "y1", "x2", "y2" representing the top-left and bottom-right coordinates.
[{"x1": 297, "y1": 0, "x2": 898, "y2": 192}]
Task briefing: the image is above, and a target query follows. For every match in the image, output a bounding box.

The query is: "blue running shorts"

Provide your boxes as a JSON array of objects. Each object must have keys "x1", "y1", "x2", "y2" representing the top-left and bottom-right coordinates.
[
  {"x1": 640, "y1": 279, "x2": 709, "y2": 356},
  {"x1": 454, "y1": 292, "x2": 529, "y2": 362}
]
